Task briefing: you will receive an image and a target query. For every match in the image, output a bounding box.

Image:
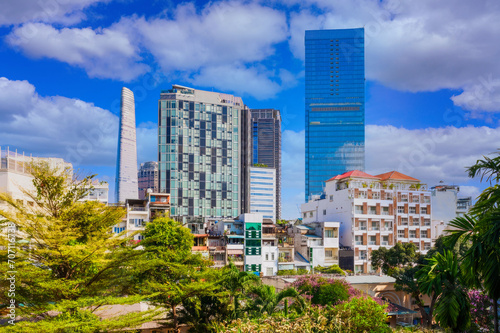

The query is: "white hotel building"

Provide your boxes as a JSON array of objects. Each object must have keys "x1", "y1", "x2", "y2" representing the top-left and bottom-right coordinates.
[
  {"x1": 301, "y1": 170, "x2": 432, "y2": 274},
  {"x1": 249, "y1": 167, "x2": 276, "y2": 222}
]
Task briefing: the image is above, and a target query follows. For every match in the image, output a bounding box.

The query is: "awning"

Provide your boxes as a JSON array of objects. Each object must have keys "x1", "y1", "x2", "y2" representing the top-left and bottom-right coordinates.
[
  {"x1": 386, "y1": 302, "x2": 418, "y2": 316},
  {"x1": 227, "y1": 235, "x2": 244, "y2": 238}
]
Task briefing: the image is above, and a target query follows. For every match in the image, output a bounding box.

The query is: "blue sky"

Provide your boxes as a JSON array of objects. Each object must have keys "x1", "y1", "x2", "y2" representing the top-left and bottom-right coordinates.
[{"x1": 1, "y1": 0, "x2": 500, "y2": 219}]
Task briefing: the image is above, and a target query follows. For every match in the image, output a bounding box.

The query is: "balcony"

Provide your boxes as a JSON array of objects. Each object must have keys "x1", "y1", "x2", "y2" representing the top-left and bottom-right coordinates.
[
  {"x1": 262, "y1": 233, "x2": 277, "y2": 239},
  {"x1": 355, "y1": 241, "x2": 362, "y2": 245},
  {"x1": 368, "y1": 241, "x2": 376, "y2": 245},
  {"x1": 192, "y1": 246, "x2": 208, "y2": 251},
  {"x1": 278, "y1": 257, "x2": 293, "y2": 263},
  {"x1": 130, "y1": 206, "x2": 147, "y2": 211},
  {"x1": 209, "y1": 246, "x2": 225, "y2": 252},
  {"x1": 381, "y1": 241, "x2": 389, "y2": 246}
]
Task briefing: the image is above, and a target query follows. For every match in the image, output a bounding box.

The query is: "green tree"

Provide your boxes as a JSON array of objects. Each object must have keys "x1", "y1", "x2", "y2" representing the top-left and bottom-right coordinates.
[
  {"x1": 371, "y1": 242, "x2": 437, "y2": 328},
  {"x1": 444, "y1": 152, "x2": 500, "y2": 333},
  {"x1": 416, "y1": 250, "x2": 471, "y2": 332},
  {"x1": 0, "y1": 162, "x2": 155, "y2": 332},
  {"x1": 135, "y1": 217, "x2": 219, "y2": 332},
  {"x1": 247, "y1": 284, "x2": 305, "y2": 317}
]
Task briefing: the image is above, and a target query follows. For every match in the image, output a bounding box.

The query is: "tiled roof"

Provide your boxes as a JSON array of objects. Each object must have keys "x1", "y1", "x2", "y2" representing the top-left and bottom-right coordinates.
[
  {"x1": 376, "y1": 171, "x2": 420, "y2": 182},
  {"x1": 326, "y1": 170, "x2": 379, "y2": 182}
]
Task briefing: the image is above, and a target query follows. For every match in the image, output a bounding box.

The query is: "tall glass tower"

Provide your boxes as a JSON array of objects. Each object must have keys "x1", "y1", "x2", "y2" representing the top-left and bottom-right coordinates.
[
  {"x1": 116, "y1": 87, "x2": 138, "y2": 203},
  {"x1": 305, "y1": 28, "x2": 365, "y2": 200}
]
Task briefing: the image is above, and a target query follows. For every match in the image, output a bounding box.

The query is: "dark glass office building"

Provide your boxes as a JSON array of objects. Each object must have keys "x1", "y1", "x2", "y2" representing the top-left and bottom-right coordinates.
[
  {"x1": 305, "y1": 28, "x2": 365, "y2": 200},
  {"x1": 250, "y1": 109, "x2": 281, "y2": 220}
]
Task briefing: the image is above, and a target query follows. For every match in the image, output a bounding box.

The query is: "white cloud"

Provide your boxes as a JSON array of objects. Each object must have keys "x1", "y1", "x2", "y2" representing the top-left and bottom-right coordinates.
[
  {"x1": 7, "y1": 23, "x2": 149, "y2": 82},
  {"x1": 0, "y1": 0, "x2": 108, "y2": 26},
  {"x1": 189, "y1": 64, "x2": 283, "y2": 100},
  {"x1": 125, "y1": 2, "x2": 288, "y2": 71},
  {"x1": 365, "y1": 125, "x2": 500, "y2": 186},
  {"x1": 458, "y1": 186, "x2": 481, "y2": 200},
  {"x1": 6, "y1": 1, "x2": 294, "y2": 98},
  {"x1": 0, "y1": 77, "x2": 119, "y2": 167},
  {"x1": 287, "y1": 0, "x2": 500, "y2": 113}
]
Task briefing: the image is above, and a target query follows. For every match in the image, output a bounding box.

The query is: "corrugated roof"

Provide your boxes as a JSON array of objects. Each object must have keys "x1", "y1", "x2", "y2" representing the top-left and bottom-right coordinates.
[{"x1": 376, "y1": 171, "x2": 420, "y2": 182}]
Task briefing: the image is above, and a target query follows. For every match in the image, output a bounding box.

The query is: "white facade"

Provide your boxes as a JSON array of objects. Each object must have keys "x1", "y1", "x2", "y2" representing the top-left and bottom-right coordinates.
[
  {"x1": 301, "y1": 170, "x2": 432, "y2": 274},
  {"x1": 431, "y1": 185, "x2": 472, "y2": 244},
  {"x1": 293, "y1": 222, "x2": 340, "y2": 271},
  {"x1": 249, "y1": 167, "x2": 276, "y2": 222},
  {"x1": 112, "y1": 193, "x2": 170, "y2": 242},
  {"x1": 116, "y1": 87, "x2": 139, "y2": 203},
  {"x1": 80, "y1": 180, "x2": 109, "y2": 205}
]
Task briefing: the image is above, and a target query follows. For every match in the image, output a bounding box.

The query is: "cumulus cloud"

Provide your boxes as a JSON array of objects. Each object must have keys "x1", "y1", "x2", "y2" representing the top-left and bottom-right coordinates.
[
  {"x1": 123, "y1": 2, "x2": 288, "y2": 71},
  {"x1": 0, "y1": 77, "x2": 119, "y2": 167},
  {"x1": 0, "y1": 0, "x2": 108, "y2": 26},
  {"x1": 7, "y1": 23, "x2": 149, "y2": 82},
  {"x1": 189, "y1": 64, "x2": 282, "y2": 100},
  {"x1": 6, "y1": 1, "x2": 294, "y2": 98},
  {"x1": 287, "y1": 0, "x2": 500, "y2": 113},
  {"x1": 365, "y1": 125, "x2": 500, "y2": 186}
]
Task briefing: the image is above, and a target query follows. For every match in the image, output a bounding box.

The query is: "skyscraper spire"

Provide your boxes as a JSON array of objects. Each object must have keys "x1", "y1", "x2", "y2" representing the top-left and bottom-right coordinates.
[{"x1": 116, "y1": 87, "x2": 138, "y2": 203}]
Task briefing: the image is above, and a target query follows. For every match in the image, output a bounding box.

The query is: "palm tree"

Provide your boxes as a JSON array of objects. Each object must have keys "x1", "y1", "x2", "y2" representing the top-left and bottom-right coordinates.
[
  {"x1": 221, "y1": 262, "x2": 260, "y2": 318},
  {"x1": 247, "y1": 284, "x2": 305, "y2": 316},
  {"x1": 444, "y1": 152, "x2": 500, "y2": 333},
  {"x1": 417, "y1": 250, "x2": 470, "y2": 332}
]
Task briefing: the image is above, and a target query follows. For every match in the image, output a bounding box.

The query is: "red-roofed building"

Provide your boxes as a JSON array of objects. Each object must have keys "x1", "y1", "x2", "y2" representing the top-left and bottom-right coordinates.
[{"x1": 301, "y1": 170, "x2": 432, "y2": 273}]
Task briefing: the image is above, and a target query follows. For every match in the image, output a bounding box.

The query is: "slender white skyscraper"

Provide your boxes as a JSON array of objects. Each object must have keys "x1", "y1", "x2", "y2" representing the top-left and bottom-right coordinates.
[{"x1": 116, "y1": 87, "x2": 138, "y2": 203}]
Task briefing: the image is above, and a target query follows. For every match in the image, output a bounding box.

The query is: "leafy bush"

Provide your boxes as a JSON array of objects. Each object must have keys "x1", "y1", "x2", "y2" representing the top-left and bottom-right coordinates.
[
  {"x1": 329, "y1": 296, "x2": 391, "y2": 333},
  {"x1": 291, "y1": 275, "x2": 359, "y2": 306},
  {"x1": 314, "y1": 265, "x2": 345, "y2": 275},
  {"x1": 277, "y1": 269, "x2": 309, "y2": 276}
]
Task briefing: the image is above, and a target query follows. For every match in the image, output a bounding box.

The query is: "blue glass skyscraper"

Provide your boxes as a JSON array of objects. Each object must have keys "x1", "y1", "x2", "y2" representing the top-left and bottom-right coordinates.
[{"x1": 305, "y1": 28, "x2": 365, "y2": 200}]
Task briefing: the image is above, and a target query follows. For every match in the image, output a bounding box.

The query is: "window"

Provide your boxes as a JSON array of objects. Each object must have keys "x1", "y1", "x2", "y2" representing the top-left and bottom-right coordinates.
[
  {"x1": 371, "y1": 221, "x2": 379, "y2": 231},
  {"x1": 303, "y1": 212, "x2": 307, "y2": 218},
  {"x1": 309, "y1": 212, "x2": 313, "y2": 217},
  {"x1": 382, "y1": 207, "x2": 389, "y2": 215},
  {"x1": 421, "y1": 230, "x2": 428, "y2": 238},
  {"x1": 409, "y1": 207, "x2": 416, "y2": 214},
  {"x1": 409, "y1": 230, "x2": 417, "y2": 238},
  {"x1": 359, "y1": 250, "x2": 367, "y2": 260},
  {"x1": 397, "y1": 206, "x2": 404, "y2": 213},
  {"x1": 265, "y1": 253, "x2": 269, "y2": 261},
  {"x1": 420, "y1": 207, "x2": 428, "y2": 214},
  {"x1": 397, "y1": 230, "x2": 405, "y2": 238},
  {"x1": 369, "y1": 236, "x2": 376, "y2": 245},
  {"x1": 329, "y1": 195, "x2": 333, "y2": 202},
  {"x1": 368, "y1": 206, "x2": 376, "y2": 214},
  {"x1": 325, "y1": 229, "x2": 336, "y2": 238},
  {"x1": 401, "y1": 218, "x2": 408, "y2": 226},
  {"x1": 323, "y1": 209, "x2": 327, "y2": 215},
  {"x1": 372, "y1": 192, "x2": 380, "y2": 199},
  {"x1": 359, "y1": 221, "x2": 367, "y2": 230},
  {"x1": 325, "y1": 250, "x2": 333, "y2": 258},
  {"x1": 382, "y1": 236, "x2": 389, "y2": 245},
  {"x1": 271, "y1": 253, "x2": 275, "y2": 261},
  {"x1": 355, "y1": 235, "x2": 362, "y2": 245},
  {"x1": 355, "y1": 205, "x2": 363, "y2": 214}
]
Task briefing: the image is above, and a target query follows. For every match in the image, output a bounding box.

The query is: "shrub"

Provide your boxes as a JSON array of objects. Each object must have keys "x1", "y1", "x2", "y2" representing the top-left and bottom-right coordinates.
[
  {"x1": 291, "y1": 275, "x2": 359, "y2": 306},
  {"x1": 329, "y1": 296, "x2": 391, "y2": 333},
  {"x1": 314, "y1": 265, "x2": 345, "y2": 275}
]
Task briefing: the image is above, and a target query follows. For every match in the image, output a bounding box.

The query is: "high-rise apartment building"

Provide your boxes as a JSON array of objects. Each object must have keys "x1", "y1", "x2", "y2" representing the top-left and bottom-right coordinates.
[
  {"x1": 158, "y1": 84, "x2": 246, "y2": 222},
  {"x1": 138, "y1": 161, "x2": 158, "y2": 199},
  {"x1": 116, "y1": 87, "x2": 139, "y2": 203},
  {"x1": 305, "y1": 28, "x2": 365, "y2": 200},
  {"x1": 250, "y1": 109, "x2": 281, "y2": 220}
]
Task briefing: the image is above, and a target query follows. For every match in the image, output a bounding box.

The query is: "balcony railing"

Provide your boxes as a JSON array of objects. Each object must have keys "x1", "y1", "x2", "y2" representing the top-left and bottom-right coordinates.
[
  {"x1": 278, "y1": 257, "x2": 293, "y2": 263},
  {"x1": 381, "y1": 241, "x2": 389, "y2": 246},
  {"x1": 368, "y1": 241, "x2": 376, "y2": 245}
]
